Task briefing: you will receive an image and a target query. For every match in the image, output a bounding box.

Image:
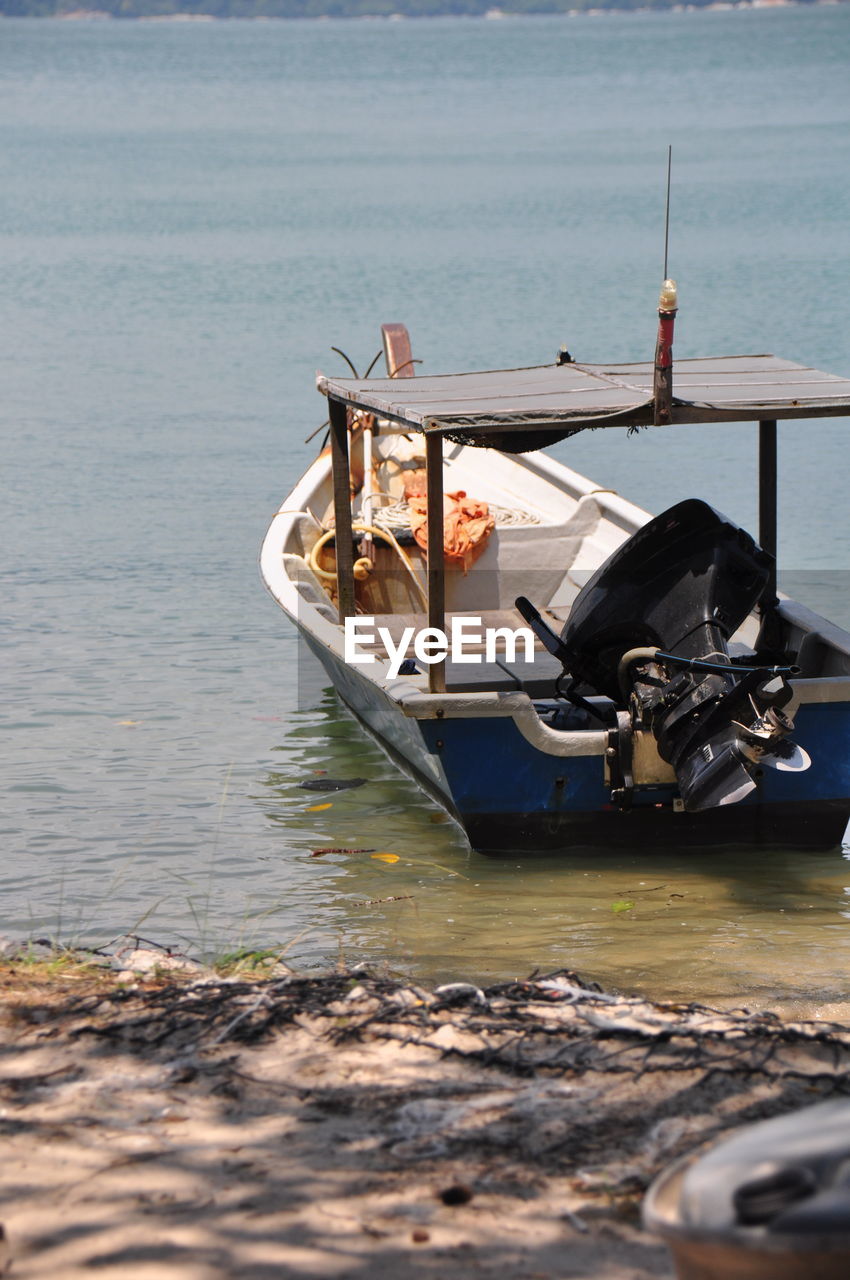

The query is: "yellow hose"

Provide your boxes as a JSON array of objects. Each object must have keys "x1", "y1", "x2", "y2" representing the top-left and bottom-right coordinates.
[{"x1": 308, "y1": 523, "x2": 428, "y2": 610}]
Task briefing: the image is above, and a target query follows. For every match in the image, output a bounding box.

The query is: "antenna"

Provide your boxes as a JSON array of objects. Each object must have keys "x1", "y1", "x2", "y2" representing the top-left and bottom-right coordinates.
[{"x1": 663, "y1": 144, "x2": 672, "y2": 281}]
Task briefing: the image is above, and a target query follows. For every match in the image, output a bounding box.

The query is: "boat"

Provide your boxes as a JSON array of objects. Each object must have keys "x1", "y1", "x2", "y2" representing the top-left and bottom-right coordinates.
[{"x1": 260, "y1": 306, "x2": 850, "y2": 855}]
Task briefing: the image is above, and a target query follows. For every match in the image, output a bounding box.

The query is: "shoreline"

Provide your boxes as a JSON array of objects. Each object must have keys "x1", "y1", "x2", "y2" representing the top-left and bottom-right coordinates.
[
  {"x1": 2, "y1": 954, "x2": 849, "y2": 1276},
  {"x1": 5, "y1": 2, "x2": 848, "y2": 20}
]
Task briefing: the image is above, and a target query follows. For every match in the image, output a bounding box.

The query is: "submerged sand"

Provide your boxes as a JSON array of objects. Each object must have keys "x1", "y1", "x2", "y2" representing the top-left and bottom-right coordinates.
[{"x1": 1, "y1": 958, "x2": 849, "y2": 1278}]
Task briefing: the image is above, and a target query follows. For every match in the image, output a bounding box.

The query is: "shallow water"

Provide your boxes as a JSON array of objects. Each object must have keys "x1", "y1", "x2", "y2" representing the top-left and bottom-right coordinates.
[{"x1": 3, "y1": 8, "x2": 850, "y2": 1014}]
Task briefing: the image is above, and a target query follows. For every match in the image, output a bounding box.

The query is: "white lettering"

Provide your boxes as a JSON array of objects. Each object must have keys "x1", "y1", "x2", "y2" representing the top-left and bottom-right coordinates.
[
  {"x1": 413, "y1": 627, "x2": 449, "y2": 666},
  {"x1": 485, "y1": 626, "x2": 535, "y2": 664},
  {"x1": 380, "y1": 625, "x2": 416, "y2": 679},
  {"x1": 450, "y1": 615, "x2": 482, "y2": 663},
  {"x1": 344, "y1": 616, "x2": 377, "y2": 665},
  {"x1": 344, "y1": 617, "x2": 539, "y2": 677}
]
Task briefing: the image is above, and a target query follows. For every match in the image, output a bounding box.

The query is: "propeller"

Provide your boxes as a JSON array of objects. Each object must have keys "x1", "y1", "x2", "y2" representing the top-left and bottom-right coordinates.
[{"x1": 762, "y1": 743, "x2": 812, "y2": 774}]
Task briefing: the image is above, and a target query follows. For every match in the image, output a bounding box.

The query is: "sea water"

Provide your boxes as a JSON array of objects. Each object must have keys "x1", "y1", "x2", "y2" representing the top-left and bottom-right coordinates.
[{"x1": 3, "y1": 7, "x2": 850, "y2": 1013}]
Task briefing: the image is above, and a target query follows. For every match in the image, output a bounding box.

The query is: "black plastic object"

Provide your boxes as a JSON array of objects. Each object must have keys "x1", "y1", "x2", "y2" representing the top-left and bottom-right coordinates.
[
  {"x1": 560, "y1": 499, "x2": 779, "y2": 811},
  {"x1": 733, "y1": 1166, "x2": 819, "y2": 1226},
  {"x1": 515, "y1": 594, "x2": 570, "y2": 662},
  {"x1": 644, "y1": 1099, "x2": 850, "y2": 1280}
]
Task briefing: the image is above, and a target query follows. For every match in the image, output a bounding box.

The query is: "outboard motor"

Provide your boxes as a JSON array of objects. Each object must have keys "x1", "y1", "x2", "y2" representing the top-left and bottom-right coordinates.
[{"x1": 517, "y1": 499, "x2": 808, "y2": 813}]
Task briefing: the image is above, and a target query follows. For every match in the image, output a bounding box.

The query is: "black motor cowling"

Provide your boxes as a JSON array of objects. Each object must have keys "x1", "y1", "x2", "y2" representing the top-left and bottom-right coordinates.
[
  {"x1": 523, "y1": 499, "x2": 807, "y2": 813},
  {"x1": 561, "y1": 499, "x2": 771, "y2": 697}
]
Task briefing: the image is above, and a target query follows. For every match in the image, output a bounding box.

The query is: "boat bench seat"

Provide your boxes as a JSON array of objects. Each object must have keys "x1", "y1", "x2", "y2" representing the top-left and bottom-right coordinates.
[
  {"x1": 366, "y1": 609, "x2": 567, "y2": 694},
  {"x1": 444, "y1": 661, "x2": 519, "y2": 693},
  {"x1": 495, "y1": 651, "x2": 566, "y2": 697},
  {"x1": 444, "y1": 651, "x2": 566, "y2": 694}
]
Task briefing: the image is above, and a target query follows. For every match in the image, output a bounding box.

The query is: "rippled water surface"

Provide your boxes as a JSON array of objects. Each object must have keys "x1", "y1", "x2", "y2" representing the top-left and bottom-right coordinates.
[{"x1": 3, "y1": 8, "x2": 850, "y2": 1014}]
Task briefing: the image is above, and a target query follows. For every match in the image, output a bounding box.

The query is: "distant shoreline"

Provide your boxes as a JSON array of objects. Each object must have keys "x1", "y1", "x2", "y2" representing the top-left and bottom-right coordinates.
[{"x1": 4, "y1": 0, "x2": 848, "y2": 22}]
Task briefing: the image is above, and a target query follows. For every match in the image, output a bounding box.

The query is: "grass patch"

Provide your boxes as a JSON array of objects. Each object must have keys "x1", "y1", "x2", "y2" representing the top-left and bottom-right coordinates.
[
  {"x1": 211, "y1": 947, "x2": 291, "y2": 977},
  {"x1": 0, "y1": 937, "x2": 295, "y2": 1008}
]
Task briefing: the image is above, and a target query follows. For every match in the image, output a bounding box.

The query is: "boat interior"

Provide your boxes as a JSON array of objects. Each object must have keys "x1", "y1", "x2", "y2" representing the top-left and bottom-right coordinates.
[{"x1": 278, "y1": 425, "x2": 850, "y2": 720}]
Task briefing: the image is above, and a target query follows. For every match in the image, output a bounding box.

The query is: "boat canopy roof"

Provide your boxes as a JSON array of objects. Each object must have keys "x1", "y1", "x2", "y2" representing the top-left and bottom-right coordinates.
[{"x1": 318, "y1": 354, "x2": 850, "y2": 451}]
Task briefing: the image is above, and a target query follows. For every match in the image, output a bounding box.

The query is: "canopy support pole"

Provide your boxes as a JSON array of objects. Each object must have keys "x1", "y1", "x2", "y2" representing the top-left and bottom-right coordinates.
[
  {"x1": 425, "y1": 431, "x2": 446, "y2": 694},
  {"x1": 329, "y1": 397, "x2": 356, "y2": 623},
  {"x1": 759, "y1": 418, "x2": 778, "y2": 604}
]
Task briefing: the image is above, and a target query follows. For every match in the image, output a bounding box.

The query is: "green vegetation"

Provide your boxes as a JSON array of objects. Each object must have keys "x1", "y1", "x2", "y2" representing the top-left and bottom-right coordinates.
[{"x1": 0, "y1": 938, "x2": 295, "y2": 984}]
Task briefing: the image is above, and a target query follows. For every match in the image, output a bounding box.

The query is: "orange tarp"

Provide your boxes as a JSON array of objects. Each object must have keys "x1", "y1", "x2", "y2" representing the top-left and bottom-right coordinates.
[{"x1": 403, "y1": 471, "x2": 495, "y2": 574}]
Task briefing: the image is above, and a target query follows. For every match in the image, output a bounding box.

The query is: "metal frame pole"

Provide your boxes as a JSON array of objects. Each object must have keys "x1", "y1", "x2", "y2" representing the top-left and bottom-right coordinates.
[
  {"x1": 425, "y1": 430, "x2": 446, "y2": 694},
  {"x1": 759, "y1": 418, "x2": 778, "y2": 602},
  {"x1": 329, "y1": 396, "x2": 356, "y2": 623}
]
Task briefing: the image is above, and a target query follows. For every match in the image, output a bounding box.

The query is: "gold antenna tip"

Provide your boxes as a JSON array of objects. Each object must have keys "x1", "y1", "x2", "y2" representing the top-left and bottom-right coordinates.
[{"x1": 659, "y1": 278, "x2": 678, "y2": 311}]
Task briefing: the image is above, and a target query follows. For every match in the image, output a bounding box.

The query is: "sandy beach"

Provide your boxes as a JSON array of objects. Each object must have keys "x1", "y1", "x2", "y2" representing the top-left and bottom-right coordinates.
[{"x1": 1, "y1": 955, "x2": 849, "y2": 1278}]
